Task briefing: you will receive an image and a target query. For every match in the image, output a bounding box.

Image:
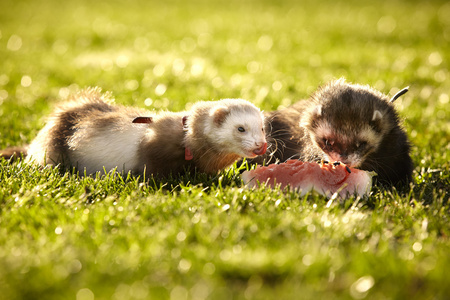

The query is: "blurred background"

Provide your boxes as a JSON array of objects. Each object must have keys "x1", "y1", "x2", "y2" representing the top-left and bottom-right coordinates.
[{"x1": 1, "y1": 1, "x2": 450, "y2": 299}]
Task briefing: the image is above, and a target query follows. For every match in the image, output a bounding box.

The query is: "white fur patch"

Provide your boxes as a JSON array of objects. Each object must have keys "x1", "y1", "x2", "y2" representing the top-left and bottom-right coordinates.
[
  {"x1": 372, "y1": 110, "x2": 383, "y2": 121},
  {"x1": 26, "y1": 122, "x2": 54, "y2": 165},
  {"x1": 313, "y1": 105, "x2": 322, "y2": 116},
  {"x1": 230, "y1": 113, "x2": 264, "y2": 155},
  {"x1": 358, "y1": 127, "x2": 381, "y2": 147},
  {"x1": 346, "y1": 153, "x2": 363, "y2": 168},
  {"x1": 314, "y1": 122, "x2": 333, "y2": 140},
  {"x1": 68, "y1": 125, "x2": 147, "y2": 174}
]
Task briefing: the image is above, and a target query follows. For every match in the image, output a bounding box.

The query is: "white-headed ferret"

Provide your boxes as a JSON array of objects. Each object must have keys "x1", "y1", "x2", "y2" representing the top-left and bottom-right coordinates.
[
  {"x1": 255, "y1": 79, "x2": 413, "y2": 185},
  {"x1": 4, "y1": 87, "x2": 267, "y2": 178}
]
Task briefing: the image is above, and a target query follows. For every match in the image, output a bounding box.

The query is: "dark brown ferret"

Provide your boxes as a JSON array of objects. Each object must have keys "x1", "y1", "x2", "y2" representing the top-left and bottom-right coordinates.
[
  {"x1": 2, "y1": 87, "x2": 267, "y2": 178},
  {"x1": 253, "y1": 79, "x2": 413, "y2": 185}
]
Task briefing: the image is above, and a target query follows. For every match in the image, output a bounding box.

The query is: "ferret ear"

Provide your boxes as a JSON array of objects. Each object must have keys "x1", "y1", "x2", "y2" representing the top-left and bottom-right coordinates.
[
  {"x1": 372, "y1": 110, "x2": 383, "y2": 121},
  {"x1": 312, "y1": 105, "x2": 322, "y2": 117},
  {"x1": 211, "y1": 106, "x2": 230, "y2": 126},
  {"x1": 299, "y1": 105, "x2": 322, "y2": 128},
  {"x1": 132, "y1": 117, "x2": 152, "y2": 123}
]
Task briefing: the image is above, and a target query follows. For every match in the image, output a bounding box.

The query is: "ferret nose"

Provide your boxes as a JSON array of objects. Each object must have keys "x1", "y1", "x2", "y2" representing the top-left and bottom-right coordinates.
[{"x1": 253, "y1": 142, "x2": 267, "y2": 155}]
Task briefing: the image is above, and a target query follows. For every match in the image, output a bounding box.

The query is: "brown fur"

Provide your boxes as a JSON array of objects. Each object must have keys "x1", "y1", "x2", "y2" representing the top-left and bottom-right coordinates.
[
  {"x1": 211, "y1": 107, "x2": 229, "y2": 126},
  {"x1": 252, "y1": 101, "x2": 310, "y2": 164},
  {"x1": 137, "y1": 111, "x2": 192, "y2": 177},
  {"x1": 0, "y1": 146, "x2": 27, "y2": 161}
]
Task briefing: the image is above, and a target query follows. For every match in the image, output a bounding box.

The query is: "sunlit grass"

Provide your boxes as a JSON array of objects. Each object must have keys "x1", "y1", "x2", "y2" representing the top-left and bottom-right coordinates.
[{"x1": 1, "y1": 0, "x2": 450, "y2": 299}]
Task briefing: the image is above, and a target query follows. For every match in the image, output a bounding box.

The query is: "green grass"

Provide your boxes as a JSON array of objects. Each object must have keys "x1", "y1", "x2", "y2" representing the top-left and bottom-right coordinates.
[{"x1": 1, "y1": 0, "x2": 450, "y2": 299}]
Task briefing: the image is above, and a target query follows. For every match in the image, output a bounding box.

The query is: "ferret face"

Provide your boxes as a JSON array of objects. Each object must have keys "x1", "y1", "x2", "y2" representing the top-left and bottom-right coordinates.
[
  {"x1": 307, "y1": 117, "x2": 383, "y2": 167},
  {"x1": 302, "y1": 81, "x2": 396, "y2": 167},
  {"x1": 207, "y1": 101, "x2": 267, "y2": 158}
]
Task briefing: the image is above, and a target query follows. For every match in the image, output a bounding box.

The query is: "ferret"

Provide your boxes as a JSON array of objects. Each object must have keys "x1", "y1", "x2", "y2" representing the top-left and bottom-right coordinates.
[
  {"x1": 1, "y1": 87, "x2": 267, "y2": 178},
  {"x1": 252, "y1": 79, "x2": 413, "y2": 185}
]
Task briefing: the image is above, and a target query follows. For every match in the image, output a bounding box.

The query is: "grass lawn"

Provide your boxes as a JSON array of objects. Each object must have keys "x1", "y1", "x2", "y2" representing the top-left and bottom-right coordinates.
[{"x1": 1, "y1": 0, "x2": 450, "y2": 299}]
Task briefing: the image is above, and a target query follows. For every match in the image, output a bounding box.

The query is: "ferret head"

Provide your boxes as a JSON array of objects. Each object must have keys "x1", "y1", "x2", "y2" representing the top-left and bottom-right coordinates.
[
  {"x1": 301, "y1": 79, "x2": 399, "y2": 167},
  {"x1": 195, "y1": 99, "x2": 267, "y2": 158}
]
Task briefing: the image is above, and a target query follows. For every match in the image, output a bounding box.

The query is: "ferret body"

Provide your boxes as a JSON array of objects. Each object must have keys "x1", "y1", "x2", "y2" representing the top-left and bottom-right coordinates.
[
  {"x1": 254, "y1": 79, "x2": 413, "y2": 185},
  {"x1": 8, "y1": 87, "x2": 267, "y2": 178}
]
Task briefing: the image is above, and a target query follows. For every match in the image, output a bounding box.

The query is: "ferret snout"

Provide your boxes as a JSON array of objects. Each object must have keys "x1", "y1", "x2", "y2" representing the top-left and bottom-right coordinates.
[
  {"x1": 327, "y1": 152, "x2": 361, "y2": 168},
  {"x1": 252, "y1": 142, "x2": 267, "y2": 155}
]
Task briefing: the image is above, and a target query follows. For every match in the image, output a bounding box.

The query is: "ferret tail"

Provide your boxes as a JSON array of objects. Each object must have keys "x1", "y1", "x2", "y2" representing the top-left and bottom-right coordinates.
[{"x1": 0, "y1": 146, "x2": 28, "y2": 161}]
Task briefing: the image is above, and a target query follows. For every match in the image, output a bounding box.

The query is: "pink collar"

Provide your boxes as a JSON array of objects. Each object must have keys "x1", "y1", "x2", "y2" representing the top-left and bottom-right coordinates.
[{"x1": 182, "y1": 116, "x2": 193, "y2": 160}]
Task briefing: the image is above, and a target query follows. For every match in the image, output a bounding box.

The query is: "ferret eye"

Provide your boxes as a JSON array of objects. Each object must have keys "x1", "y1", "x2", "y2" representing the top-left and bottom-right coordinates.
[
  {"x1": 238, "y1": 127, "x2": 245, "y2": 132},
  {"x1": 323, "y1": 139, "x2": 332, "y2": 146},
  {"x1": 321, "y1": 138, "x2": 334, "y2": 150},
  {"x1": 357, "y1": 141, "x2": 368, "y2": 150}
]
